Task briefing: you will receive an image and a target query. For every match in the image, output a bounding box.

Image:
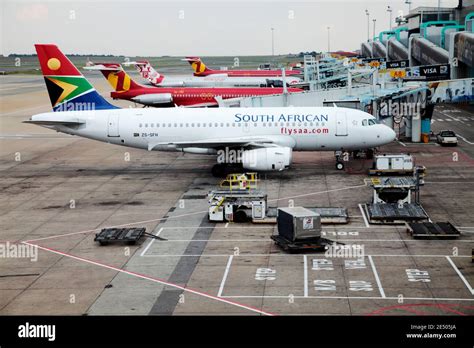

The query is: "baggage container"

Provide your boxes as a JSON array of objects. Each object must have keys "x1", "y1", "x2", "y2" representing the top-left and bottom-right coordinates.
[{"x1": 277, "y1": 207, "x2": 321, "y2": 242}]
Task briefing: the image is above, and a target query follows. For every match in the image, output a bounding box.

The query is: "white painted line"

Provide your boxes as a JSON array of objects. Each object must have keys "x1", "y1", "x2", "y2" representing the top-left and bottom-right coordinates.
[
  {"x1": 25, "y1": 210, "x2": 208, "y2": 243},
  {"x1": 142, "y1": 254, "x2": 472, "y2": 258},
  {"x1": 23, "y1": 184, "x2": 369, "y2": 244},
  {"x1": 25, "y1": 242, "x2": 274, "y2": 316},
  {"x1": 358, "y1": 204, "x2": 370, "y2": 228},
  {"x1": 303, "y1": 255, "x2": 308, "y2": 298},
  {"x1": 140, "y1": 227, "x2": 163, "y2": 257},
  {"x1": 398, "y1": 140, "x2": 407, "y2": 147},
  {"x1": 446, "y1": 256, "x2": 474, "y2": 295},
  {"x1": 217, "y1": 255, "x2": 234, "y2": 297},
  {"x1": 368, "y1": 255, "x2": 385, "y2": 298},
  {"x1": 220, "y1": 295, "x2": 474, "y2": 301},
  {"x1": 272, "y1": 184, "x2": 367, "y2": 202},
  {"x1": 437, "y1": 110, "x2": 474, "y2": 144},
  {"x1": 155, "y1": 239, "x2": 474, "y2": 243},
  {"x1": 225, "y1": 223, "x2": 229, "y2": 228},
  {"x1": 457, "y1": 134, "x2": 474, "y2": 145}
]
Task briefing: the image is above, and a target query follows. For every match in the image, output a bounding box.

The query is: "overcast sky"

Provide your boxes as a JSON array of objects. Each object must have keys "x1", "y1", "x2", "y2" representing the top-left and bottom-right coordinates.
[{"x1": 1, "y1": 0, "x2": 460, "y2": 56}]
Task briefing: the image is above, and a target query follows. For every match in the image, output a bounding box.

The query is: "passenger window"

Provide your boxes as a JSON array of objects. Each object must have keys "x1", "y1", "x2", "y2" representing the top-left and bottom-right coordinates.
[
  {"x1": 145, "y1": 123, "x2": 148, "y2": 128},
  {"x1": 139, "y1": 123, "x2": 142, "y2": 128}
]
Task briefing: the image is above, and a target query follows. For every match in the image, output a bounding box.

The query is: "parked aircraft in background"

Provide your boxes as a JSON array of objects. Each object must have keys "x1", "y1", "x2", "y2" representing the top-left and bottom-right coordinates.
[
  {"x1": 183, "y1": 57, "x2": 302, "y2": 77},
  {"x1": 86, "y1": 62, "x2": 303, "y2": 107},
  {"x1": 26, "y1": 44, "x2": 396, "y2": 176},
  {"x1": 129, "y1": 60, "x2": 302, "y2": 87}
]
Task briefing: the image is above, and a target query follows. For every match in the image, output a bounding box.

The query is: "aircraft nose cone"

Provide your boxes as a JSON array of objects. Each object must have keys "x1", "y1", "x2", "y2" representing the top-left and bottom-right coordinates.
[
  {"x1": 388, "y1": 127, "x2": 396, "y2": 142},
  {"x1": 376, "y1": 125, "x2": 396, "y2": 145}
]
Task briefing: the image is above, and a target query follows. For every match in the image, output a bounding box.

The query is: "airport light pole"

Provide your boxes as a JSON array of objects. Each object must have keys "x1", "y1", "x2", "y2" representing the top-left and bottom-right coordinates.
[
  {"x1": 327, "y1": 26, "x2": 331, "y2": 53},
  {"x1": 387, "y1": 6, "x2": 393, "y2": 30},
  {"x1": 365, "y1": 9, "x2": 370, "y2": 42},
  {"x1": 271, "y1": 28, "x2": 274, "y2": 56},
  {"x1": 405, "y1": 0, "x2": 412, "y2": 13},
  {"x1": 437, "y1": 0, "x2": 441, "y2": 21},
  {"x1": 373, "y1": 18, "x2": 377, "y2": 41}
]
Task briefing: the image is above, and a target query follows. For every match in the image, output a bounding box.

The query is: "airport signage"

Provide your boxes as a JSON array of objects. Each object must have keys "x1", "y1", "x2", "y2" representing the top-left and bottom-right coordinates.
[
  {"x1": 403, "y1": 64, "x2": 450, "y2": 81},
  {"x1": 454, "y1": 33, "x2": 474, "y2": 67},
  {"x1": 361, "y1": 57, "x2": 386, "y2": 69},
  {"x1": 386, "y1": 60, "x2": 409, "y2": 69}
]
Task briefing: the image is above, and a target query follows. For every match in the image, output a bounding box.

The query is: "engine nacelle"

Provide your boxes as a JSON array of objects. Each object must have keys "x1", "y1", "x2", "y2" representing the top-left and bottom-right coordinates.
[
  {"x1": 131, "y1": 93, "x2": 173, "y2": 106},
  {"x1": 241, "y1": 147, "x2": 292, "y2": 171}
]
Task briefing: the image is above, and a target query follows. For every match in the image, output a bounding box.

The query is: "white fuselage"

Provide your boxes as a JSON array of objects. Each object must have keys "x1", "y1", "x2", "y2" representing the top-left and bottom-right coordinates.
[
  {"x1": 154, "y1": 75, "x2": 302, "y2": 88},
  {"x1": 30, "y1": 107, "x2": 396, "y2": 154}
]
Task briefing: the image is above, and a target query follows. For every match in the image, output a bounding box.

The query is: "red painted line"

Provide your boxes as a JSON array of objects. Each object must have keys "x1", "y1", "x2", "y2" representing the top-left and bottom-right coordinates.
[
  {"x1": 23, "y1": 241, "x2": 275, "y2": 316},
  {"x1": 437, "y1": 304, "x2": 467, "y2": 316}
]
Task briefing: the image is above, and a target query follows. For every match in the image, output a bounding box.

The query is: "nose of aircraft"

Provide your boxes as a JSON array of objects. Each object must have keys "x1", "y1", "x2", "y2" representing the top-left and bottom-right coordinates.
[{"x1": 380, "y1": 125, "x2": 396, "y2": 144}]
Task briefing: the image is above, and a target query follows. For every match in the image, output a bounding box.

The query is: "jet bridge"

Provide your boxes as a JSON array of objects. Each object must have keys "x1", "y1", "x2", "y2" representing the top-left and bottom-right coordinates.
[{"x1": 219, "y1": 67, "x2": 474, "y2": 144}]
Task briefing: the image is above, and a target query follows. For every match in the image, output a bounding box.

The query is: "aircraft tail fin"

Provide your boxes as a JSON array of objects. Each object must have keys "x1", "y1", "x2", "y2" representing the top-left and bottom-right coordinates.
[
  {"x1": 131, "y1": 61, "x2": 164, "y2": 86},
  {"x1": 182, "y1": 56, "x2": 211, "y2": 75},
  {"x1": 84, "y1": 62, "x2": 143, "y2": 93},
  {"x1": 34, "y1": 44, "x2": 118, "y2": 111}
]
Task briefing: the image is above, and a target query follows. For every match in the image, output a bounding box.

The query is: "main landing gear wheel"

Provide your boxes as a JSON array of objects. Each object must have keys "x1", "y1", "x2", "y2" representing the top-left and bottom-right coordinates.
[{"x1": 335, "y1": 162, "x2": 345, "y2": 170}]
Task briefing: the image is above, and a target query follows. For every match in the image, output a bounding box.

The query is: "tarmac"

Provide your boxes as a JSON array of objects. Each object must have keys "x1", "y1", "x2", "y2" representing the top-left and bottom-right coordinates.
[{"x1": 1, "y1": 75, "x2": 473, "y2": 315}]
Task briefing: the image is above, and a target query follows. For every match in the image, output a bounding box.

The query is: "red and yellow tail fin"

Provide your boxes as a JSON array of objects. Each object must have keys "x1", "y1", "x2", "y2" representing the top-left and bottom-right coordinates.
[
  {"x1": 85, "y1": 63, "x2": 142, "y2": 92},
  {"x1": 183, "y1": 56, "x2": 211, "y2": 75}
]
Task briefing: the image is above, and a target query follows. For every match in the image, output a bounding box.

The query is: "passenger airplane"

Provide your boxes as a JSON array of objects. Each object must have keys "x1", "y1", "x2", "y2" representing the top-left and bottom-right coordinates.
[
  {"x1": 86, "y1": 62, "x2": 303, "y2": 107},
  {"x1": 184, "y1": 57, "x2": 302, "y2": 77},
  {"x1": 26, "y1": 44, "x2": 396, "y2": 176},
  {"x1": 129, "y1": 60, "x2": 302, "y2": 87}
]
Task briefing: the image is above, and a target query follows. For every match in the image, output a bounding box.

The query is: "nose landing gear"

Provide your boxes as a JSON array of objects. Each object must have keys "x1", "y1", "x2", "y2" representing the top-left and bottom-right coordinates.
[{"x1": 335, "y1": 150, "x2": 346, "y2": 171}]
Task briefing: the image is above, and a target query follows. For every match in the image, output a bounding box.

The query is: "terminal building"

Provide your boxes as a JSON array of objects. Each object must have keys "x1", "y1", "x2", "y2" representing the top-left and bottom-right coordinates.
[
  {"x1": 361, "y1": 1, "x2": 474, "y2": 79},
  {"x1": 220, "y1": 1, "x2": 473, "y2": 145}
]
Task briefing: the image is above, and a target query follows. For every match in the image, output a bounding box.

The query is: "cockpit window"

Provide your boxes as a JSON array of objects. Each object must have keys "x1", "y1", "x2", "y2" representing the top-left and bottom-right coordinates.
[
  {"x1": 362, "y1": 119, "x2": 368, "y2": 126},
  {"x1": 368, "y1": 119, "x2": 376, "y2": 126}
]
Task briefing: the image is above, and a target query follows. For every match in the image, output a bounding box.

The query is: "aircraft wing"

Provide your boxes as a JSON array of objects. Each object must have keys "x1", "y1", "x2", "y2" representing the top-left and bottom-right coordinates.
[{"x1": 149, "y1": 135, "x2": 295, "y2": 151}]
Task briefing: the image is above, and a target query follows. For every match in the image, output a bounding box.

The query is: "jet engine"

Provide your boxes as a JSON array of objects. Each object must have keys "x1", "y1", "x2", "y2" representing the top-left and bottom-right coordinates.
[
  {"x1": 241, "y1": 147, "x2": 292, "y2": 171},
  {"x1": 131, "y1": 93, "x2": 173, "y2": 106}
]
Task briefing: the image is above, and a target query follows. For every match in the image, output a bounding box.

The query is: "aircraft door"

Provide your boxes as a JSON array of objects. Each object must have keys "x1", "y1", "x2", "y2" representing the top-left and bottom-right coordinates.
[
  {"x1": 107, "y1": 114, "x2": 120, "y2": 137},
  {"x1": 335, "y1": 111, "x2": 348, "y2": 136}
]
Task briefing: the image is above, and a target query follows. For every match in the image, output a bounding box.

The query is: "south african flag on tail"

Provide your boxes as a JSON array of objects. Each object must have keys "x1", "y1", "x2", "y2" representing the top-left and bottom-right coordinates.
[{"x1": 35, "y1": 44, "x2": 118, "y2": 112}]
